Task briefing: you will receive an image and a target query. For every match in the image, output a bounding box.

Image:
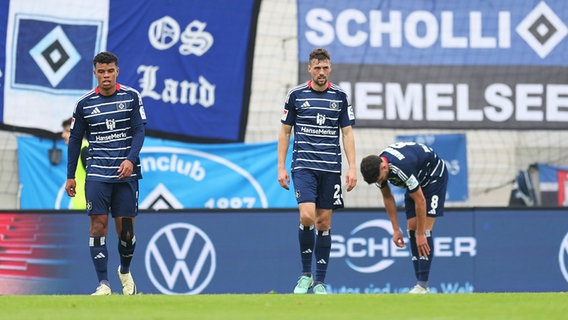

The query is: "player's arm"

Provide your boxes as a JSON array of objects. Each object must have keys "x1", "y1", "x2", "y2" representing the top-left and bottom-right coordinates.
[
  {"x1": 380, "y1": 184, "x2": 404, "y2": 248},
  {"x1": 66, "y1": 109, "x2": 85, "y2": 197},
  {"x1": 341, "y1": 125, "x2": 357, "y2": 192},
  {"x1": 120, "y1": 93, "x2": 147, "y2": 179},
  {"x1": 277, "y1": 124, "x2": 292, "y2": 190},
  {"x1": 408, "y1": 187, "x2": 430, "y2": 256}
]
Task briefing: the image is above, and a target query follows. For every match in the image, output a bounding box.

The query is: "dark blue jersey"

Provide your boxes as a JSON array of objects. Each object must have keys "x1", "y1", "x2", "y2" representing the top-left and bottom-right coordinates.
[
  {"x1": 281, "y1": 80, "x2": 355, "y2": 173},
  {"x1": 68, "y1": 84, "x2": 147, "y2": 182},
  {"x1": 377, "y1": 142, "x2": 447, "y2": 193}
]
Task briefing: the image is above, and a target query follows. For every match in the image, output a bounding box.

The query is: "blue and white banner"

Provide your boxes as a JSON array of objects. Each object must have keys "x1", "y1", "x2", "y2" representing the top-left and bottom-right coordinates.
[
  {"x1": 1, "y1": 0, "x2": 259, "y2": 142},
  {"x1": 298, "y1": 0, "x2": 568, "y2": 65},
  {"x1": 393, "y1": 133, "x2": 468, "y2": 204},
  {"x1": 298, "y1": 0, "x2": 568, "y2": 130},
  {"x1": 17, "y1": 136, "x2": 297, "y2": 209}
]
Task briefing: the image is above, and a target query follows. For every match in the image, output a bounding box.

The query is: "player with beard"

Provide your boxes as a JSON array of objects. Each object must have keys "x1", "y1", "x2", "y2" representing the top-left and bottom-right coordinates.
[{"x1": 277, "y1": 48, "x2": 357, "y2": 294}]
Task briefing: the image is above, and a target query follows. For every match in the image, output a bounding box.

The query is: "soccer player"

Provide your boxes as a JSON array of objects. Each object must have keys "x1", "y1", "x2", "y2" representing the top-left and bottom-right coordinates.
[
  {"x1": 360, "y1": 142, "x2": 449, "y2": 294},
  {"x1": 61, "y1": 117, "x2": 88, "y2": 209},
  {"x1": 65, "y1": 51, "x2": 147, "y2": 295},
  {"x1": 277, "y1": 48, "x2": 357, "y2": 294}
]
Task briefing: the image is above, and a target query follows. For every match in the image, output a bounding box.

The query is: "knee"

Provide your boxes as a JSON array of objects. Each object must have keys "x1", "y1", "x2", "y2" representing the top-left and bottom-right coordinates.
[
  {"x1": 120, "y1": 218, "x2": 135, "y2": 242},
  {"x1": 315, "y1": 212, "x2": 331, "y2": 230},
  {"x1": 89, "y1": 216, "x2": 107, "y2": 237},
  {"x1": 299, "y1": 212, "x2": 315, "y2": 226}
]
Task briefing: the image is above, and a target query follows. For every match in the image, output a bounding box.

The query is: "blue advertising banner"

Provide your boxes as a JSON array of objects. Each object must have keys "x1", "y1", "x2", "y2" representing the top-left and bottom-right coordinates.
[
  {"x1": 298, "y1": 0, "x2": 568, "y2": 65},
  {"x1": 1, "y1": 0, "x2": 259, "y2": 142},
  {"x1": 17, "y1": 136, "x2": 297, "y2": 209},
  {"x1": 1, "y1": 209, "x2": 567, "y2": 294},
  {"x1": 297, "y1": 1, "x2": 568, "y2": 130},
  {"x1": 391, "y1": 133, "x2": 469, "y2": 204}
]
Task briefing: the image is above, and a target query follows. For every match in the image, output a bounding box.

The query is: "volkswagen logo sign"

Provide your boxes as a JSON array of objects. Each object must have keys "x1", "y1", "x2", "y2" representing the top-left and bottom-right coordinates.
[
  {"x1": 559, "y1": 232, "x2": 568, "y2": 284},
  {"x1": 145, "y1": 222, "x2": 216, "y2": 294}
]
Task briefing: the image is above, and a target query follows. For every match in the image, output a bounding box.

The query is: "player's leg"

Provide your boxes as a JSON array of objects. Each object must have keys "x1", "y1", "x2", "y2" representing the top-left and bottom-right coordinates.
[
  {"x1": 292, "y1": 170, "x2": 317, "y2": 293},
  {"x1": 313, "y1": 208, "x2": 331, "y2": 294},
  {"x1": 406, "y1": 177, "x2": 447, "y2": 294},
  {"x1": 111, "y1": 180, "x2": 139, "y2": 295},
  {"x1": 407, "y1": 217, "x2": 436, "y2": 293},
  {"x1": 86, "y1": 181, "x2": 112, "y2": 295},
  {"x1": 415, "y1": 173, "x2": 448, "y2": 292},
  {"x1": 311, "y1": 171, "x2": 342, "y2": 294}
]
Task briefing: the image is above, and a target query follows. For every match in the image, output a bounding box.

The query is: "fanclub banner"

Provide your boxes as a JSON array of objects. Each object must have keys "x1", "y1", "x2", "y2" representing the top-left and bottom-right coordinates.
[
  {"x1": 0, "y1": 0, "x2": 259, "y2": 142},
  {"x1": 17, "y1": 136, "x2": 296, "y2": 209},
  {"x1": 297, "y1": 0, "x2": 568, "y2": 130},
  {"x1": 392, "y1": 133, "x2": 469, "y2": 204}
]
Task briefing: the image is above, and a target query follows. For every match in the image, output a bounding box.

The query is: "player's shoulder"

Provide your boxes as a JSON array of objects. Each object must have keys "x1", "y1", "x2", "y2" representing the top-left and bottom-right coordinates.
[
  {"x1": 119, "y1": 83, "x2": 142, "y2": 97},
  {"x1": 330, "y1": 82, "x2": 349, "y2": 96},
  {"x1": 74, "y1": 88, "x2": 97, "y2": 107},
  {"x1": 286, "y1": 81, "x2": 309, "y2": 97}
]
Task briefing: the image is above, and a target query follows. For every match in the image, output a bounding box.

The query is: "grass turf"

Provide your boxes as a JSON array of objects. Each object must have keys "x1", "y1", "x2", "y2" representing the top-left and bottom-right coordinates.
[{"x1": 1, "y1": 292, "x2": 566, "y2": 320}]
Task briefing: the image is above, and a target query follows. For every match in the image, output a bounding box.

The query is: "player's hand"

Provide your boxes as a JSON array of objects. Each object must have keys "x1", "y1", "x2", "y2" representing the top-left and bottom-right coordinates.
[
  {"x1": 392, "y1": 229, "x2": 405, "y2": 248},
  {"x1": 278, "y1": 168, "x2": 290, "y2": 190},
  {"x1": 416, "y1": 233, "x2": 430, "y2": 256},
  {"x1": 118, "y1": 160, "x2": 134, "y2": 179},
  {"x1": 345, "y1": 167, "x2": 357, "y2": 192},
  {"x1": 65, "y1": 179, "x2": 77, "y2": 197}
]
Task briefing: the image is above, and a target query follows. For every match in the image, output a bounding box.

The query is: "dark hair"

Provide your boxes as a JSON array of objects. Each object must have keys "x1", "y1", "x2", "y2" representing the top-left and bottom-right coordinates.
[
  {"x1": 61, "y1": 117, "x2": 72, "y2": 128},
  {"x1": 360, "y1": 155, "x2": 382, "y2": 184},
  {"x1": 309, "y1": 48, "x2": 330, "y2": 63},
  {"x1": 93, "y1": 51, "x2": 118, "y2": 67}
]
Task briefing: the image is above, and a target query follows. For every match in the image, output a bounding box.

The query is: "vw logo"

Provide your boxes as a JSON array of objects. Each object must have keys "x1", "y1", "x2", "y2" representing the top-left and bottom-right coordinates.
[
  {"x1": 145, "y1": 222, "x2": 216, "y2": 294},
  {"x1": 559, "y1": 232, "x2": 568, "y2": 284}
]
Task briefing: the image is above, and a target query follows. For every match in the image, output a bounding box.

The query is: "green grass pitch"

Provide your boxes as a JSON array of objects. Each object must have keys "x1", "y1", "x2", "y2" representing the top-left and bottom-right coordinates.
[{"x1": 1, "y1": 292, "x2": 566, "y2": 320}]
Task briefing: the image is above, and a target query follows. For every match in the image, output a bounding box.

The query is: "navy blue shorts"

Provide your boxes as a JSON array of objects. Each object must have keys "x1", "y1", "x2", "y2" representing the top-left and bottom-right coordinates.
[
  {"x1": 404, "y1": 172, "x2": 448, "y2": 219},
  {"x1": 85, "y1": 180, "x2": 139, "y2": 217},
  {"x1": 292, "y1": 169, "x2": 343, "y2": 209}
]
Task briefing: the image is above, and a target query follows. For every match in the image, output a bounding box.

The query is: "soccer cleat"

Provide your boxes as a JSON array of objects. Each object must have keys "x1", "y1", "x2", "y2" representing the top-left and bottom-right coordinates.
[
  {"x1": 312, "y1": 282, "x2": 328, "y2": 295},
  {"x1": 293, "y1": 275, "x2": 313, "y2": 294},
  {"x1": 409, "y1": 284, "x2": 428, "y2": 294},
  {"x1": 91, "y1": 283, "x2": 111, "y2": 296},
  {"x1": 118, "y1": 266, "x2": 137, "y2": 295}
]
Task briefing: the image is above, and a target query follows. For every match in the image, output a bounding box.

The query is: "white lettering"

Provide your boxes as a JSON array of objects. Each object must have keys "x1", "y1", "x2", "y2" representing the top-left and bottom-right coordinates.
[
  {"x1": 516, "y1": 84, "x2": 543, "y2": 121},
  {"x1": 355, "y1": 82, "x2": 383, "y2": 120},
  {"x1": 547, "y1": 85, "x2": 568, "y2": 121},
  {"x1": 304, "y1": 8, "x2": 510, "y2": 49},
  {"x1": 141, "y1": 156, "x2": 206, "y2": 181},
  {"x1": 305, "y1": 8, "x2": 334, "y2": 46},
  {"x1": 441, "y1": 12, "x2": 467, "y2": 48},
  {"x1": 369, "y1": 11, "x2": 402, "y2": 47},
  {"x1": 426, "y1": 84, "x2": 454, "y2": 120},
  {"x1": 405, "y1": 11, "x2": 438, "y2": 48},
  {"x1": 470, "y1": 12, "x2": 496, "y2": 48},
  {"x1": 454, "y1": 237, "x2": 477, "y2": 256},
  {"x1": 346, "y1": 81, "x2": 566, "y2": 124},
  {"x1": 336, "y1": 9, "x2": 367, "y2": 47},
  {"x1": 137, "y1": 65, "x2": 216, "y2": 108},
  {"x1": 484, "y1": 83, "x2": 513, "y2": 122},
  {"x1": 457, "y1": 84, "x2": 483, "y2": 121},
  {"x1": 386, "y1": 83, "x2": 423, "y2": 120}
]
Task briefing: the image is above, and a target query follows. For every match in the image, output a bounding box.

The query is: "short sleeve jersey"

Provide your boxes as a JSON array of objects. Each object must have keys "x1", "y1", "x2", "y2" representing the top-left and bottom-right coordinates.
[
  {"x1": 377, "y1": 142, "x2": 446, "y2": 193},
  {"x1": 281, "y1": 80, "x2": 355, "y2": 173},
  {"x1": 68, "y1": 84, "x2": 147, "y2": 182}
]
